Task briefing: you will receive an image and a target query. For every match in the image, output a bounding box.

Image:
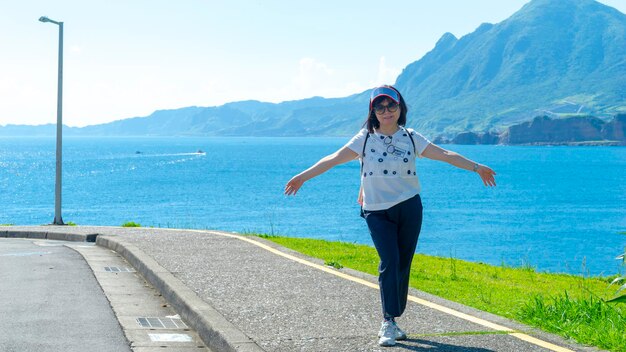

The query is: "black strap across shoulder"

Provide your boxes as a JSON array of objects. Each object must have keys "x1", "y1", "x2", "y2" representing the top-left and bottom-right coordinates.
[
  {"x1": 403, "y1": 127, "x2": 417, "y2": 156},
  {"x1": 360, "y1": 132, "x2": 370, "y2": 174}
]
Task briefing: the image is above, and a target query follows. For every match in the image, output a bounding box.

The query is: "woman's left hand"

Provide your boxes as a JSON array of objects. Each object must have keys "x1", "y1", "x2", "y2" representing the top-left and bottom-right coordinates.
[
  {"x1": 285, "y1": 175, "x2": 305, "y2": 195},
  {"x1": 476, "y1": 165, "x2": 497, "y2": 187}
]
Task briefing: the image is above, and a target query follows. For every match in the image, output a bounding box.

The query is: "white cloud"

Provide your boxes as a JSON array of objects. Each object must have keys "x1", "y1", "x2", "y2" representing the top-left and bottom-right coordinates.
[
  {"x1": 293, "y1": 57, "x2": 335, "y2": 93},
  {"x1": 0, "y1": 55, "x2": 403, "y2": 127},
  {"x1": 373, "y1": 56, "x2": 401, "y2": 86},
  {"x1": 274, "y1": 57, "x2": 370, "y2": 102}
]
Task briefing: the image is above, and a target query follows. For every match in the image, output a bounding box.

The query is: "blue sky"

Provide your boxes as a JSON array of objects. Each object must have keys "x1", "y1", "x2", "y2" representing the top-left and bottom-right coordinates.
[{"x1": 1, "y1": 0, "x2": 625, "y2": 127}]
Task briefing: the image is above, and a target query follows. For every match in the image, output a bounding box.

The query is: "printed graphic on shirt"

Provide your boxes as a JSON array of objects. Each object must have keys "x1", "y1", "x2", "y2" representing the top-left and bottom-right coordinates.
[{"x1": 388, "y1": 142, "x2": 409, "y2": 158}]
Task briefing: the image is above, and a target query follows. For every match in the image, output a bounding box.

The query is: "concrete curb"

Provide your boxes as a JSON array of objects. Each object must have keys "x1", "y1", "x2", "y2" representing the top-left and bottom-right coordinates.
[
  {"x1": 96, "y1": 235, "x2": 265, "y2": 352},
  {"x1": 1, "y1": 229, "x2": 97, "y2": 242}
]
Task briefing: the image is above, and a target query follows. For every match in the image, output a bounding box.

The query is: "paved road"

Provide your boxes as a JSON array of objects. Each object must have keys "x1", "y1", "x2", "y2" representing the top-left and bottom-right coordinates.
[
  {"x1": 2, "y1": 227, "x2": 601, "y2": 352},
  {"x1": 0, "y1": 238, "x2": 131, "y2": 352}
]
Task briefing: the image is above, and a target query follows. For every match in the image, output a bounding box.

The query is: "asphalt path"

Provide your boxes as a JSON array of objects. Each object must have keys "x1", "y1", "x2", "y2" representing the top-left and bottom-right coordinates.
[
  {"x1": 2, "y1": 226, "x2": 600, "y2": 352},
  {"x1": 0, "y1": 238, "x2": 131, "y2": 352}
]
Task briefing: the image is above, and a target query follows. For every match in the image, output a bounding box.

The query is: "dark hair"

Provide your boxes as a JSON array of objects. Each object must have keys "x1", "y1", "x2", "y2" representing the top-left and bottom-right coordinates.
[{"x1": 363, "y1": 85, "x2": 408, "y2": 133}]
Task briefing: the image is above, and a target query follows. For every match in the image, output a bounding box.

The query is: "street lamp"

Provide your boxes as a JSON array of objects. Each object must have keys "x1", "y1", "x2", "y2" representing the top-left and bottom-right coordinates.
[{"x1": 39, "y1": 16, "x2": 64, "y2": 225}]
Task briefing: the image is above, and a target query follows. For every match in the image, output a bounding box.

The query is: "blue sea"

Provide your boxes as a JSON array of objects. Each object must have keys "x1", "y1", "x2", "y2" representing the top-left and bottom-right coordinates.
[{"x1": 1, "y1": 136, "x2": 625, "y2": 276}]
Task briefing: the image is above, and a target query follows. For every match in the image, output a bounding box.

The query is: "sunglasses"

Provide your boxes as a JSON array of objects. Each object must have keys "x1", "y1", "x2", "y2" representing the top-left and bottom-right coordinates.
[{"x1": 374, "y1": 102, "x2": 399, "y2": 114}]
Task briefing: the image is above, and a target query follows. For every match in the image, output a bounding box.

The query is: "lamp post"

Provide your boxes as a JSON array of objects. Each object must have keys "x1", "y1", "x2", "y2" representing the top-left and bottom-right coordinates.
[{"x1": 39, "y1": 16, "x2": 64, "y2": 225}]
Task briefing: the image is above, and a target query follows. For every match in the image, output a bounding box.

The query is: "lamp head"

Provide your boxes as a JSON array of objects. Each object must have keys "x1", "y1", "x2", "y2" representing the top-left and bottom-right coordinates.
[{"x1": 39, "y1": 16, "x2": 61, "y2": 25}]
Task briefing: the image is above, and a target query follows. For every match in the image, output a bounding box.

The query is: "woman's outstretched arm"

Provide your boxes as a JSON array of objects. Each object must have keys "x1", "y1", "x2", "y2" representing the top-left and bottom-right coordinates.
[
  {"x1": 421, "y1": 143, "x2": 496, "y2": 187},
  {"x1": 285, "y1": 146, "x2": 359, "y2": 196}
]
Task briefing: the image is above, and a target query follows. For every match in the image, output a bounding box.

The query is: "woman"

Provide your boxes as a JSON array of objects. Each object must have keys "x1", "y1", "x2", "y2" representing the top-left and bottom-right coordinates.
[{"x1": 284, "y1": 85, "x2": 496, "y2": 347}]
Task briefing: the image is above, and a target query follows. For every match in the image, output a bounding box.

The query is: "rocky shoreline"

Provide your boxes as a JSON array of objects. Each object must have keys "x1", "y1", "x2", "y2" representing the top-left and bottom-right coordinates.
[{"x1": 434, "y1": 114, "x2": 626, "y2": 146}]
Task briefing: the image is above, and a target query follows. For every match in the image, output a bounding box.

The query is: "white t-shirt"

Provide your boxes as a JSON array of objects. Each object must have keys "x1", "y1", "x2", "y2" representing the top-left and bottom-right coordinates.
[{"x1": 345, "y1": 127, "x2": 431, "y2": 211}]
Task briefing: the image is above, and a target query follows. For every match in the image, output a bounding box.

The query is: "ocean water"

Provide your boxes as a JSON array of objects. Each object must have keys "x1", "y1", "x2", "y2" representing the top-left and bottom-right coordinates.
[{"x1": 1, "y1": 136, "x2": 625, "y2": 276}]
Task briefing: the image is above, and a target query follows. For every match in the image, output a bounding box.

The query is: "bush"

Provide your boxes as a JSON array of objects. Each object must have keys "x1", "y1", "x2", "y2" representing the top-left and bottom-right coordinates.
[{"x1": 121, "y1": 221, "x2": 141, "y2": 228}]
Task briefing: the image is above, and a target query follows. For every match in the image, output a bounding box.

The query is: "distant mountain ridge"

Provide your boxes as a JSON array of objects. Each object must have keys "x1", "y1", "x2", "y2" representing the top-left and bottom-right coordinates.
[{"x1": 3, "y1": 0, "x2": 626, "y2": 140}]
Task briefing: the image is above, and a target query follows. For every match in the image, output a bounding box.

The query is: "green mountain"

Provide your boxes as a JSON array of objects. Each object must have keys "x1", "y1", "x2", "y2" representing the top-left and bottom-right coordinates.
[
  {"x1": 2, "y1": 0, "x2": 625, "y2": 138},
  {"x1": 396, "y1": 0, "x2": 626, "y2": 136}
]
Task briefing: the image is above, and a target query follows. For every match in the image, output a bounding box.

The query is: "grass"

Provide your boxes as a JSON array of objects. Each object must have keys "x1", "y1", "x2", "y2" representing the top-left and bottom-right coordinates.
[
  {"x1": 520, "y1": 293, "x2": 626, "y2": 350},
  {"x1": 121, "y1": 221, "x2": 141, "y2": 228},
  {"x1": 253, "y1": 234, "x2": 625, "y2": 352}
]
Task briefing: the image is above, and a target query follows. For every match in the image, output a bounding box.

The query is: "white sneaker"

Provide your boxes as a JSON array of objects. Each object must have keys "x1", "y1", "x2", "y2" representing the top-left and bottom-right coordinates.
[
  {"x1": 378, "y1": 320, "x2": 407, "y2": 340},
  {"x1": 393, "y1": 321, "x2": 407, "y2": 340},
  {"x1": 378, "y1": 320, "x2": 396, "y2": 347}
]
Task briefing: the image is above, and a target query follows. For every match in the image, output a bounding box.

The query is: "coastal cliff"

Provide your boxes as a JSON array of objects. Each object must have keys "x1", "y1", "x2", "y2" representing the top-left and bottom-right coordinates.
[{"x1": 436, "y1": 114, "x2": 626, "y2": 145}]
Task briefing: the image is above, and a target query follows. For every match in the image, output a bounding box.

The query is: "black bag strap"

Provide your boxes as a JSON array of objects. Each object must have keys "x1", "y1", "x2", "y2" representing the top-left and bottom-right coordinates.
[
  {"x1": 403, "y1": 126, "x2": 417, "y2": 156},
  {"x1": 359, "y1": 131, "x2": 370, "y2": 217},
  {"x1": 360, "y1": 131, "x2": 370, "y2": 174}
]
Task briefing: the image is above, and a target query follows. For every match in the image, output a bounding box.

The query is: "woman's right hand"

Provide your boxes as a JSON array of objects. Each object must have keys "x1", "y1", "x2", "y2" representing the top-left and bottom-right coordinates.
[
  {"x1": 284, "y1": 175, "x2": 305, "y2": 196},
  {"x1": 357, "y1": 186, "x2": 363, "y2": 206}
]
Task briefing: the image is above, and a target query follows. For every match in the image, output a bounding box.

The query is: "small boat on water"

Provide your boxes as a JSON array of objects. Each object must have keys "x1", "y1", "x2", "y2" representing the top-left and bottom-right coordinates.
[{"x1": 195, "y1": 150, "x2": 206, "y2": 155}]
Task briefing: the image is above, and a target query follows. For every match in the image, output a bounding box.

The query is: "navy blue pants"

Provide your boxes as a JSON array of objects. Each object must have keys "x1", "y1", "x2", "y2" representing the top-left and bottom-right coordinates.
[{"x1": 363, "y1": 194, "x2": 423, "y2": 319}]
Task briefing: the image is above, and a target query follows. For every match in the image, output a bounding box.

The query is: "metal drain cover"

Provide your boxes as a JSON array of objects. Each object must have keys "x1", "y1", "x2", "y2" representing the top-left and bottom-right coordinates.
[
  {"x1": 136, "y1": 317, "x2": 188, "y2": 329},
  {"x1": 104, "y1": 266, "x2": 135, "y2": 272}
]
